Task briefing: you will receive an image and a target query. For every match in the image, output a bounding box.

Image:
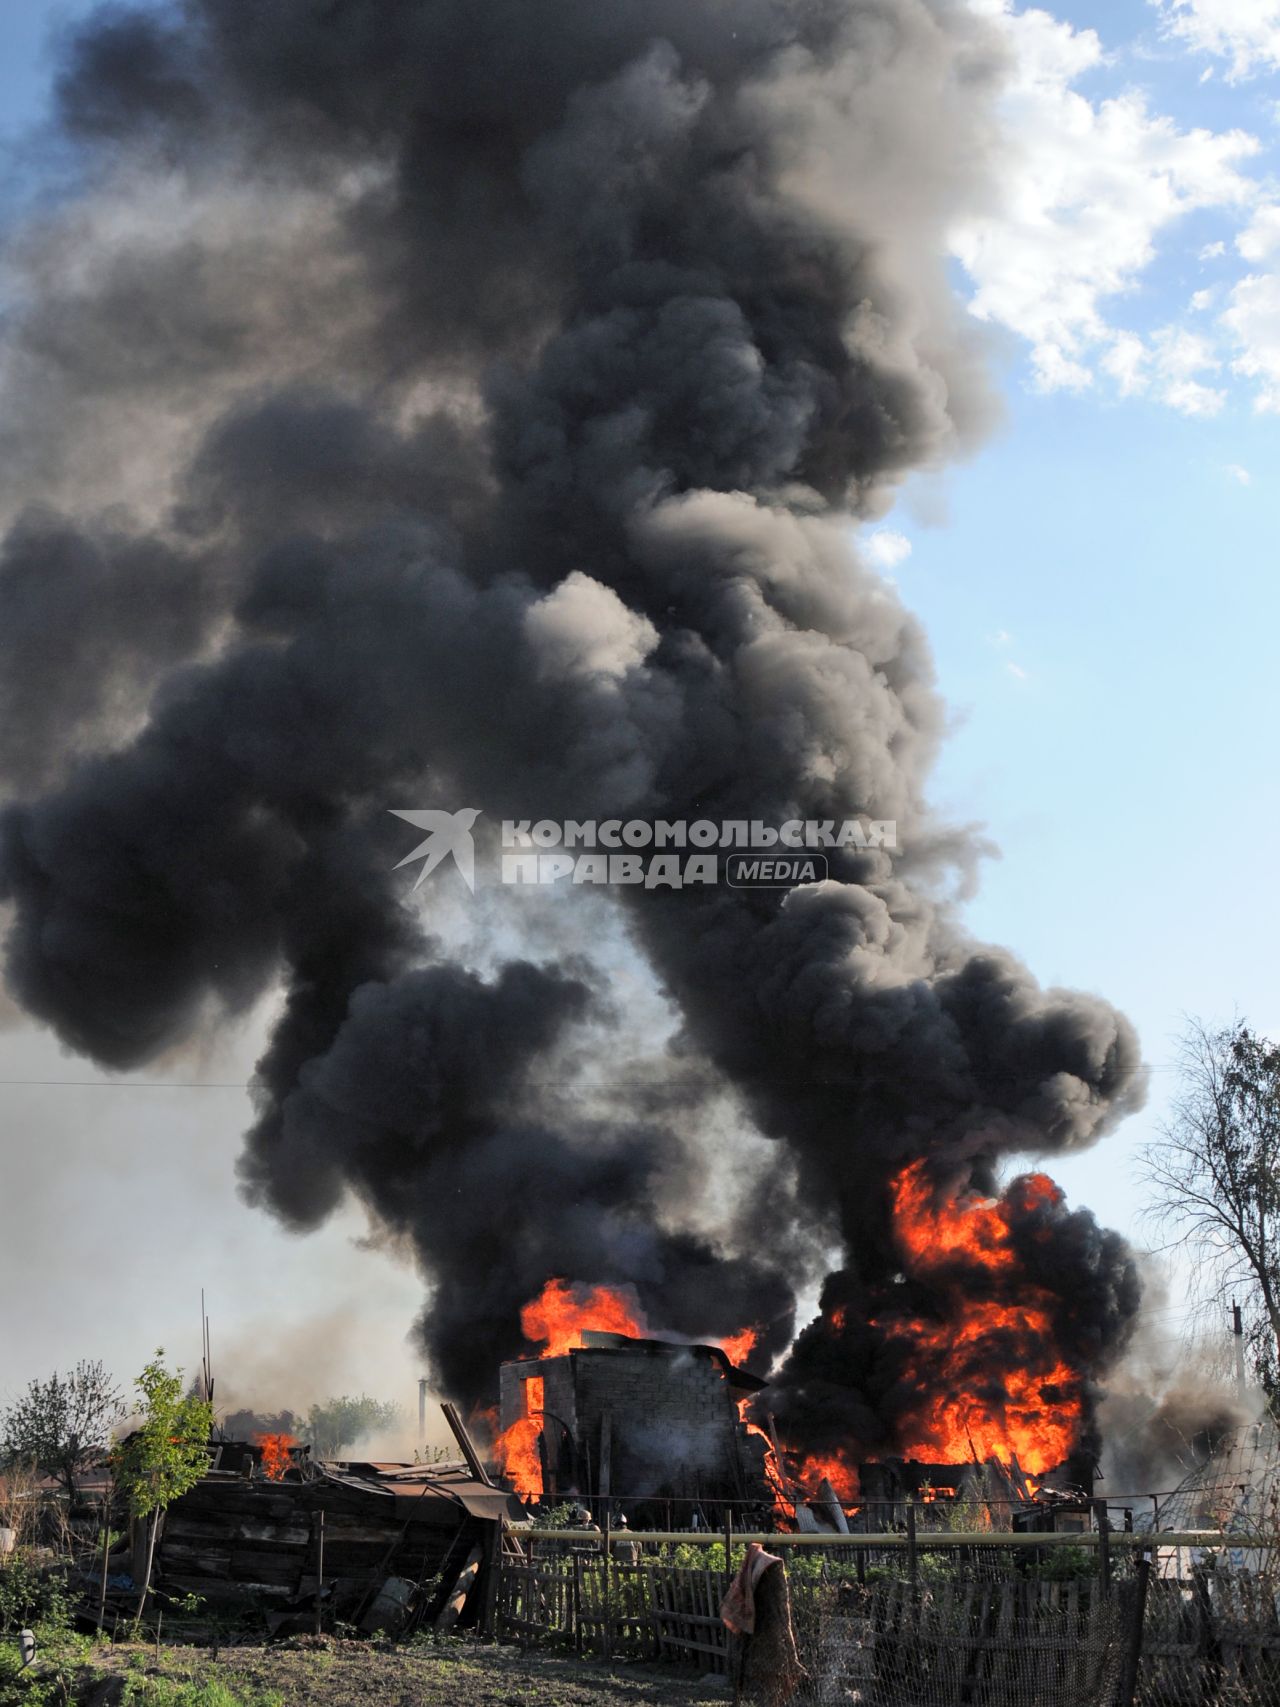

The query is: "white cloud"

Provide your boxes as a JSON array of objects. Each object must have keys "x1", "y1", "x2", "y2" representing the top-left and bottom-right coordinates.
[
  {"x1": 1161, "y1": 377, "x2": 1226, "y2": 414},
  {"x1": 1222, "y1": 268, "x2": 1280, "y2": 408},
  {"x1": 1237, "y1": 202, "x2": 1280, "y2": 260},
  {"x1": 864, "y1": 529, "x2": 913, "y2": 571},
  {"x1": 952, "y1": 4, "x2": 1258, "y2": 401},
  {"x1": 1006, "y1": 661, "x2": 1031, "y2": 681},
  {"x1": 1189, "y1": 286, "x2": 1216, "y2": 309},
  {"x1": 1153, "y1": 326, "x2": 1227, "y2": 413},
  {"x1": 1101, "y1": 331, "x2": 1150, "y2": 395},
  {"x1": 1099, "y1": 324, "x2": 1225, "y2": 412},
  {"x1": 988, "y1": 628, "x2": 1016, "y2": 648},
  {"x1": 1200, "y1": 240, "x2": 1228, "y2": 259},
  {"x1": 1216, "y1": 209, "x2": 1280, "y2": 408},
  {"x1": 1155, "y1": 0, "x2": 1280, "y2": 81},
  {"x1": 1225, "y1": 462, "x2": 1253, "y2": 482}
]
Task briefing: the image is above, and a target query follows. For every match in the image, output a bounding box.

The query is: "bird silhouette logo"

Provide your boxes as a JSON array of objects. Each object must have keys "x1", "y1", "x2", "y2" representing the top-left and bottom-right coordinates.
[{"x1": 390, "y1": 808, "x2": 482, "y2": 892}]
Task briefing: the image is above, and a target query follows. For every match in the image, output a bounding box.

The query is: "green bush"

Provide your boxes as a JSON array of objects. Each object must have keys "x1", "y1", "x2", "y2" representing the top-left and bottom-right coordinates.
[
  {"x1": 0, "y1": 1634, "x2": 83, "y2": 1707},
  {"x1": 1023, "y1": 1543, "x2": 1096, "y2": 1581},
  {"x1": 0, "y1": 1643, "x2": 44, "y2": 1706},
  {"x1": 0, "y1": 1562, "x2": 66, "y2": 1638}
]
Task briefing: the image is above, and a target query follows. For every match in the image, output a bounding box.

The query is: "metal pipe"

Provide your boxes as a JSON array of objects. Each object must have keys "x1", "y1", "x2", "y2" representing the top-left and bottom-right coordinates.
[{"x1": 510, "y1": 1527, "x2": 1248, "y2": 1547}]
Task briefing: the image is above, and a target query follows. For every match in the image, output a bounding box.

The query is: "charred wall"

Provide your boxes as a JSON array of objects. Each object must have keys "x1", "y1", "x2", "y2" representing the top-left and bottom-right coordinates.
[{"x1": 500, "y1": 1339, "x2": 767, "y2": 1510}]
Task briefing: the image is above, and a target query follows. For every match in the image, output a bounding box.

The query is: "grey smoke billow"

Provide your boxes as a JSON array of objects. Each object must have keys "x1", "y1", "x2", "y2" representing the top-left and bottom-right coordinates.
[{"x1": 0, "y1": 0, "x2": 1145, "y2": 1445}]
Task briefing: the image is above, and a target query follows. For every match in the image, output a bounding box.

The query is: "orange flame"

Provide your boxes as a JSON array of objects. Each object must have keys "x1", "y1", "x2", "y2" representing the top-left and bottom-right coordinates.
[
  {"x1": 882, "y1": 1162, "x2": 1082, "y2": 1476},
  {"x1": 719, "y1": 1326, "x2": 759, "y2": 1366},
  {"x1": 255, "y1": 1432, "x2": 295, "y2": 1480},
  {"x1": 496, "y1": 1279, "x2": 768, "y2": 1498},
  {"x1": 893, "y1": 1160, "x2": 1018, "y2": 1272},
  {"x1": 521, "y1": 1278, "x2": 646, "y2": 1356},
  {"x1": 496, "y1": 1280, "x2": 646, "y2": 1493},
  {"x1": 734, "y1": 1396, "x2": 793, "y2": 1514},
  {"x1": 799, "y1": 1451, "x2": 861, "y2": 1505},
  {"x1": 495, "y1": 1375, "x2": 544, "y2": 1499}
]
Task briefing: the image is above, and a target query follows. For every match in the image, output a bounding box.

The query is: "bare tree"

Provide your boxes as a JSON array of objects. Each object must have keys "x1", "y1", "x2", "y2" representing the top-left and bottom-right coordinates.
[{"x1": 1139, "y1": 1018, "x2": 1280, "y2": 1396}]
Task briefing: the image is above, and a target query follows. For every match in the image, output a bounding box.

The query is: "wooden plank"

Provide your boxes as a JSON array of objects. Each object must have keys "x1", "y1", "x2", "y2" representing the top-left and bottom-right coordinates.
[
  {"x1": 434, "y1": 1541, "x2": 484, "y2": 1633},
  {"x1": 439, "y1": 1401, "x2": 495, "y2": 1487}
]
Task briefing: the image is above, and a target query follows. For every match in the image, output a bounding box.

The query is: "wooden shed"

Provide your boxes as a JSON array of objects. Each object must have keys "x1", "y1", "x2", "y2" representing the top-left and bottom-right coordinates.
[{"x1": 155, "y1": 1458, "x2": 517, "y2": 1627}]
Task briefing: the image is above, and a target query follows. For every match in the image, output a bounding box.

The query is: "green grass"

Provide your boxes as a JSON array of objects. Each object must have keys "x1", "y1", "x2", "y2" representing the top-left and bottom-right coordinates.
[
  {"x1": 120, "y1": 1676, "x2": 284, "y2": 1707},
  {"x1": 0, "y1": 1642, "x2": 286, "y2": 1707}
]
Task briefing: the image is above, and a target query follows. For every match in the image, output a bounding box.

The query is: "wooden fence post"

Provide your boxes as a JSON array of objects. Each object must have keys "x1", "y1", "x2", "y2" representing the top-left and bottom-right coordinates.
[
  {"x1": 1094, "y1": 1500, "x2": 1111, "y2": 1597},
  {"x1": 1194, "y1": 1565, "x2": 1222, "y2": 1703},
  {"x1": 906, "y1": 1501, "x2": 918, "y2": 1592},
  {"x1": 479, "y1": 1520, "x2": 501, "y2": 1639},
  {"x1": 97, "y1": 1481, "x2": 112, "y2": 1633},
  {"x1": 313, "y1": 1510, "x2": 325, "y2": 1637},
  {"x1": 1117, "y1": 1553, "x2": 1151, "y2": 1707},
  {"x1": 603, "y1": 1510, "x2": 612, "y2": 1662}
]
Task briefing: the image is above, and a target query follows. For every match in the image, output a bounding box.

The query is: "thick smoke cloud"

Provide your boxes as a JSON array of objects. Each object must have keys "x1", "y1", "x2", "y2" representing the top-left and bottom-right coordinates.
[
  {"x1": 0, "y1": 512, "x2": 219, "y2": 792},
  {"x1": 0, "y1": 0, "x2": 1143, "y2": 1454}
]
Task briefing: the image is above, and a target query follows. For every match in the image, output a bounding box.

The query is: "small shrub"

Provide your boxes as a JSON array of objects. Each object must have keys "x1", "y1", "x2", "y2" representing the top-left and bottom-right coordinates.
[
  {"x1": 530, "y1": 1502, "x2": 580, "y2": 1531},
  {"x1": 0, "y1": 1561, "x2": 67, "y2": 1638},
  {"x1": 1024, "y1": 1544, "x2": 1096, "y2": 1581}
]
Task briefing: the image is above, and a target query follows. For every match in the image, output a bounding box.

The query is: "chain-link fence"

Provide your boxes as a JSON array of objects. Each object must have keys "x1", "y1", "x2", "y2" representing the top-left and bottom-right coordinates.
[{"x1": 797, "y1": 1572, "x2": 1132, "y2": 1706}]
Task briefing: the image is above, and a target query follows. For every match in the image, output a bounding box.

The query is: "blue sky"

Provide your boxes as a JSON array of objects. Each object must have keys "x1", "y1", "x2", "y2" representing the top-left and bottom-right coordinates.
[
  {"x1": 0, "y1": 3, "x2": 94, "y2": 130},
  {"x1": 869, "y1": 0, "x2": 1280, "y2": 1267},
  {"x1": 0, "y1": 0, "x2": 1277, "y2": 1398}
]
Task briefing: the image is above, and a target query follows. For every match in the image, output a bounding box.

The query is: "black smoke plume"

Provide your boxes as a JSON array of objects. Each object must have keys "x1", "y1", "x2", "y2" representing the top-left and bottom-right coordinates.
[{"x1": 0, "y1": 0, "x2": 1143, "y2": 1457}]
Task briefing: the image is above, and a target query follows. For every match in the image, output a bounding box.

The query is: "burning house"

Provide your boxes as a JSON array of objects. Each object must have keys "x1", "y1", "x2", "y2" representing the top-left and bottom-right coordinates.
[
  {"x1": 0, "y1": 0, "x2": 1148, "y2": 1541},
  {"x1": 498, "y1": 1330, "x2": 772, "y2": 1518}
]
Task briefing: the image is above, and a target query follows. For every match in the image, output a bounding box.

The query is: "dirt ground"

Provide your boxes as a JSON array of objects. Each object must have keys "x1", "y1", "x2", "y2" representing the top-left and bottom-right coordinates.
[{"x1": 93, "y1": 1638, "x2": 734, "y2": 1706}]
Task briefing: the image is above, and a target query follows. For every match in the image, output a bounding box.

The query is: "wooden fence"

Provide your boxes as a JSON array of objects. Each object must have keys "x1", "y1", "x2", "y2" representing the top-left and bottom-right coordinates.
[
  {"x1": 805, "y1": 1576, "x2": 1128, "y2": 1707},
  {"x1": 494, "y1": 1531, "x2": 1280, "y2": 1705},
  {"x1": 495, "y1": 1551, "x2": 728, "y2": 1670}
]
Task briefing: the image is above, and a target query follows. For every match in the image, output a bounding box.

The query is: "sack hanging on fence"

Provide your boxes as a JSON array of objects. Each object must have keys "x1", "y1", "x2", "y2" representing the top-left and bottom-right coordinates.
[
  {"x1": 721, "y1": 1541, "x2": 783, "y2": 1636},
  {"x1": 722, "y1": 1544, "x2": 808, "y2": 1707}
]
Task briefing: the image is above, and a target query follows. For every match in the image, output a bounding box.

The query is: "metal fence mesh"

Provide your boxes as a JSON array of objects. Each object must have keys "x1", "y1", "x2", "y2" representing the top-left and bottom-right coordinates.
[{"x1": 793, "y1": 1571, "x2": 1130, "y2": 1706}]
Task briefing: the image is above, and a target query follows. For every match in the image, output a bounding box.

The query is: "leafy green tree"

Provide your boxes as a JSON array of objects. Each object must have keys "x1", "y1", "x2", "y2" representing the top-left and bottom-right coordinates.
[
  {"x1": 113, "y1": 1350, "x2": 214, "y2": 1617},
  {"x1": 304, "y1": 1395, "x2": 401, "y2": 1458},
  {"x1": 1140, "y1": 1018, "x2": 1280, "y2": 1398},
  {"x1": 0, "y1": 1359, "x2": 123, "y2": 1502}
]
